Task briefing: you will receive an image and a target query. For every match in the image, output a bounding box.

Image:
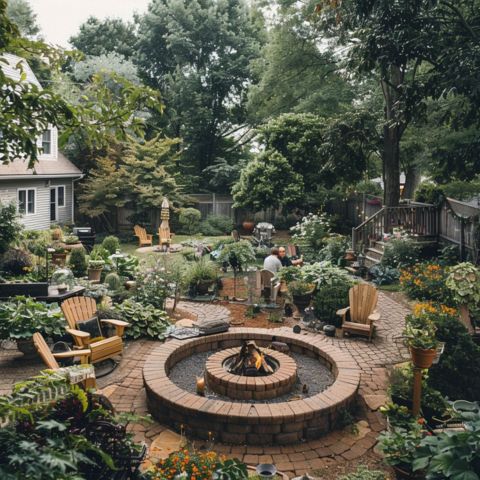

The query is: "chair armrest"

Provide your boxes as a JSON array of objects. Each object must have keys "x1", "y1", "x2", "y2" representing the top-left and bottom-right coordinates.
[
  {"x1": 66, "y1": 328, "x2": 91, "y2": 347},
  {"x1": 368, "y1": 311, "x2": 381, "y2": 323},
  {"x1": 53, "y1": 349, "x2": 91, "y2": 365},
  {"x1": 336, "y1": 306, "x2": 350, "y2": 318},
  {"x1": 147, "y1": 234, "x2": 153, "y2": 240},
  {"x1": 101, "y1": 319, "x2": 129, "y2": 337}
]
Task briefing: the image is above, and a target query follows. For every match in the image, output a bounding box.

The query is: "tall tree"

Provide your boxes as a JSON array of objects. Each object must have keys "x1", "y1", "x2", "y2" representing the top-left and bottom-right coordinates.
[
  {"x1": 247, "y1": 10, "x2": 354, "y2": 123},
  {"x1": 136, "y1": 0, "x2": 263, "y2": 189},
  {"x1": 6, "y1": 0, "x2": 39, "y2": 38},
  {"x1": 69, "y1": 17, "x2": 137, "y2": 59}
]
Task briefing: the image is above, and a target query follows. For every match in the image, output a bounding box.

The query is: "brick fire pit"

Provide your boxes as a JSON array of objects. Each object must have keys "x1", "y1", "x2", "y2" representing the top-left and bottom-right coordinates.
[
  {"x1": 143, "y1": 327, "x2": 360, "y2": 445},
  {"x1": 205, "y1": 347, "x2": 297, "y2": 400}
]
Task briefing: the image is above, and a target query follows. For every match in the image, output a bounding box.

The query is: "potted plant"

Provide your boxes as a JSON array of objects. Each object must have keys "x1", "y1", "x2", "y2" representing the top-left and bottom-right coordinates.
[
  {"x1": 87, "y1": 250, "x2": 105, "y2": 282},
  {"x1": 184, "y1": 257, "x2": 219, "y2": 295},
  {"x1": 445, "y1": 262, "x2": 480, "y2": 333},
  {"x1": 50, "y1": 225, "x2": 63, "y2": 241},
  {"x1": 289, "y1": 280, "x2": 315, "y2": 314},
  {"x1": 0, "y1": 296, "x2": 65, "y2": 358},
  {"x1": 404, "y1": 314, "x2": 439, "y2": 369},
  {"x1": 51, "y1": 244, "x2": 68, "y2": 266}
]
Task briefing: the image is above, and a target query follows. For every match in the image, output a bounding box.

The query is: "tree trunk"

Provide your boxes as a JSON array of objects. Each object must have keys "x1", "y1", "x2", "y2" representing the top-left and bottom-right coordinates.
[
  {"x1": 381, "y1": 65, "x2": 405, "y2": 209},
  {"x1": 403, "y1": 166, "x2": 421, "y2": 200}
]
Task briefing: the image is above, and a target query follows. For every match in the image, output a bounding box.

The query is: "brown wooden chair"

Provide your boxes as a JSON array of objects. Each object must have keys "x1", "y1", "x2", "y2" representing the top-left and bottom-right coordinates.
[
  {"x1": 336, "y1": 284, "x2": 380, "y2": 342},
  {"x1": 61, "y1": 296, "x2": 129, "y2": 365},
  {"x1": 32, "y1": 332, "x2": 96, "y2": 389},
  {"x1": 134, "y1": 225, "x2": 153, "y2": 247}
]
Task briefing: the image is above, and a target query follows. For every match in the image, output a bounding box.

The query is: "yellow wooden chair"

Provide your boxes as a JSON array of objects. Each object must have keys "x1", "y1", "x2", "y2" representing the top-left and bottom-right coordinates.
[
  {"x1": 336, "y1": 284, "x2": 380, "y2": 342},
  {"x1": 61, "y1": 296, "x2": 129, "y2": 366},
  {"x1": 134, "y1": 225, "x2": 153, "y2": 247},
  {"x1": 32, "y1": 332, "x2": 96, "y2": 389}
]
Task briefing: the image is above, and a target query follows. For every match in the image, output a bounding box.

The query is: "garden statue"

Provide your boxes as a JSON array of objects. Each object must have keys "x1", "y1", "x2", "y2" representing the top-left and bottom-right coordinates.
[
  {"x1": 252, "y1": 222, "x2": 276, "y2": 248},
  {"x1": 159, "y1": 197, "x2": 171, "y2": 252}
]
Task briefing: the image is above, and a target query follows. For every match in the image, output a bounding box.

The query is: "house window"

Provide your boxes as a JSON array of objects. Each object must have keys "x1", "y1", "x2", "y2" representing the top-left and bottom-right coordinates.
[
  {"x1": 18, "y1": 188, "x2": 35, "y2": 215},
  {"x1": 57, "y1": 186, "x2": 65, "y2": 207},
  {"x1": 42, "y1": 130, "x2": 51, "y2": 155}
]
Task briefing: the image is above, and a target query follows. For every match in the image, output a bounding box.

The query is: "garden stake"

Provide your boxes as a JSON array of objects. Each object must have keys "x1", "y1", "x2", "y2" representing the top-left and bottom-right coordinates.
[{"x1": 412, "y1": 366, "x2": 423, "y2": 417}]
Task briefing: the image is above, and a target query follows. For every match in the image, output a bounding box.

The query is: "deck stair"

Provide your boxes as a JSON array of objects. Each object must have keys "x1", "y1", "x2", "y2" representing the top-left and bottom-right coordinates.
[{"x1": 365, "y1": 241, "x2": 385, "y2": 267}]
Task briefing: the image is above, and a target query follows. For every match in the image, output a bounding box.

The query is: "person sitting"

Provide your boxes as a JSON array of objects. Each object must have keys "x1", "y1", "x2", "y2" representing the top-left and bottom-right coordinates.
[
  {"x1": 279, "y1": 246, "x2": 303, "y2": 267},
  {"x1": 263, "y1": 247, "x2": 282, "y2": 274}
]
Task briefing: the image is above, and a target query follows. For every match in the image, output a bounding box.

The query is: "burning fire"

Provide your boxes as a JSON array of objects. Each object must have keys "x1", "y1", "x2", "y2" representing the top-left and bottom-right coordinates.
[{"x1": 228, "y1": 341, "x2": 274, "y2": 376}]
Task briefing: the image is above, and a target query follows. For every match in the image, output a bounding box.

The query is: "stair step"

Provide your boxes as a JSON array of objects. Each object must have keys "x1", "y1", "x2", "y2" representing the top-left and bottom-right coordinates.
[
  {"x1": 365, "y1": 255, "x2": 381, "y2": 267},
  {"x1": 366, "y1": 247, "x2": 384, "y2": 256}
]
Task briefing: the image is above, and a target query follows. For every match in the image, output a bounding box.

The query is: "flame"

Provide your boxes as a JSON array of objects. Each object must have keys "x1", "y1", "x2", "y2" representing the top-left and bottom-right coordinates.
[{"x1": 255, "y1": 353, "x2": 263, "y2": 370}]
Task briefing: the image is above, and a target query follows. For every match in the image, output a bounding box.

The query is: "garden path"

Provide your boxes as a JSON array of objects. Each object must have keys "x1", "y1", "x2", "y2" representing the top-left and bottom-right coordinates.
[{"x1": 0, "y1": 294, "x2": 410, "y2": 477}]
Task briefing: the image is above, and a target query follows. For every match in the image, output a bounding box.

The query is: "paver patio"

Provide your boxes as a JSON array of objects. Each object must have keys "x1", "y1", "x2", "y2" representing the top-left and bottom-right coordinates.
[{"x1": 0, "y1": 294, "x2": 410, "y2": 476}]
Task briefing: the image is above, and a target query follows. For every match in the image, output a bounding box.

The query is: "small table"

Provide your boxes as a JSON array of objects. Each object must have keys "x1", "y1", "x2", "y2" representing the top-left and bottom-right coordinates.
[{"x1": 36, "y1": 285, "x2": 86, "y2": 303}]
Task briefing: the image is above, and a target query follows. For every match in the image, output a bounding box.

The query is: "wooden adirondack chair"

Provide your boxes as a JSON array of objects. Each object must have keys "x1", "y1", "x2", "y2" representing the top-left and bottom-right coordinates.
[
  {"x1": 134, "y1": 225, "x2": 153, "y2": 247},
  {"x1": 32, "y1": 332, "x2": 96, "y2": 389},
  {"x1": 336, "y1": 284, "x2": 380, "y2": 342},
  {"x1": 61, "y1": 296, "x2": 129, "y2": 365}
]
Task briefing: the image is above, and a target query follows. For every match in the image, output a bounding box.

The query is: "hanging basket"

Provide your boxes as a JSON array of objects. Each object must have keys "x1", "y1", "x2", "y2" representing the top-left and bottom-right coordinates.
[{"x1": 410, "y1": 346, "x2": 437, "y2": 369}]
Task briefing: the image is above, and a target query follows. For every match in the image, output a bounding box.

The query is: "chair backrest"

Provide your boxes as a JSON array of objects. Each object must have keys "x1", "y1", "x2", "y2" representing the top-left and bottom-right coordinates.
[
  {"x1": 231, "y1": 230, "x2": 240, "y2": 242},
  {"x1": 349, "y1": 284, "x2": 378, "y2": 324},
  {"x1": 134, "y1": 225, "x2": 146, "y2": 240},
  {"x1": 61, "y1": 296, "x2": 97, "y2": 330},
  {"x1": 33, "y1": 332, "x2": 59, "y2": 369},
  {"x1": 260, "y1": 269, "x2": 275, "y2": 289},
  {"x1": 286, "y1": 244, "x2": 297, "y2": 257}
]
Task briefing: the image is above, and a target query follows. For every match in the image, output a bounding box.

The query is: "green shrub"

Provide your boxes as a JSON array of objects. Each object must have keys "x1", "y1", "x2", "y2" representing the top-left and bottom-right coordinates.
[
  {"x1": 1, "y1": 248, "x2": 32, "y2": 276},
  {"x1": 178, "y1": 208, "x2": 202, "y2": 235},
  {"x1": 19, "y1": 230, "x2": 51, "y2": 257},
  {"x1": 217, "y1": 240, "x2": 256, "y2": 269},
  {"x1": 429, "y1": 312, "x2": 480, "y2": 401},
  {"x1": 414, "y1": 181, "x2": 445, "y2": 205},
  {"x1": 134, "y1": 258, "x2": 170, "y2": 309},
  {"x1": 313, "y1": 282, "x2": 351, "y2": 323},
  {"x1": 0, "y1": 201, "x2": 22, "y2": 254},
  {"x1": 112, "y1": 298, "x2": 171, "y2": 340},
  {"x1": 290, "y1": 212, "x2": 331, "y2": 262},
  {"x1": 68, "y1": 248, "x2": 87, "y2": 277},
  {"x1": 104, "y1": 272, "x2": 122, "y2": 290},
  {"x1": 369, "y1": 264, "x2": 400, "y2": 286},
  {"x1": 200, "y1": 214, "x2": 233, "y2": 236},
  {"x1": 381, "y1": 238, "x2": 421, "y2": 268},
  {"x1": 101, "y1": 235, "x2": 120, "y2": 255},
  {"x1": 317, "y1": 235, "x2": 349, "y2": 264},
  {"x1": 183, "y1": 257, "x2": 218, "y2": 287}
]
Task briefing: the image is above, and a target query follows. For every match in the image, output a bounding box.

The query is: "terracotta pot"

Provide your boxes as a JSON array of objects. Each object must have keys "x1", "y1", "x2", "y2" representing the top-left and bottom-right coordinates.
[
  {"x1": 344, "y1": 250, "x2": 356, "y2": 262},
  {"x1": 410, "y1": 346, "x2": 436, "y2": 369},
  {"x1": 16, "y1": 339, "x2": 37, "y2": 359},
  {"x1": 88, "y1": 267, "x2": 103, "y2": 282},
  {"x1": 52, "y1": 252, "x2": 67, "y2": 266},
  {"x1": 242, "y1": 220, "x2": 255, "y2": 233}
]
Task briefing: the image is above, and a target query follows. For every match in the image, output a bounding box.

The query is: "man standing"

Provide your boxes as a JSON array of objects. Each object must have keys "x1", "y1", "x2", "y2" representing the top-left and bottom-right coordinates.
[
  {"x1": 278, "y1": 246, "x2": 303, "y2": 267},
  {"x1": 263, "y1": 247, "x2": 282, "y2": 273}
]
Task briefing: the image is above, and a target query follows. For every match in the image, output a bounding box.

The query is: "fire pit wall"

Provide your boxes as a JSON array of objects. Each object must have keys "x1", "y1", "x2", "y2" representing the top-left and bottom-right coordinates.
[{"x1": 144, "y1": 328, "x2": 360, "y2": 445}]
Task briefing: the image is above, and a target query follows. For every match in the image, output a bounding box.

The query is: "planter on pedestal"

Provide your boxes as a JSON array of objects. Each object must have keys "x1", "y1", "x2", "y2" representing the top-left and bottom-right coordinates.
[
  {"x1": 242, "y1": 220, "x2": 255, "y2": 233},
  {"x1": 292, "y1": 293, "x2": 312, "y2": 314},
  {"x1": 88, "y1": 267, "x2": 103, "y2": 282},
  {"x1": 410, "y1": 346, "x2": 437, "y2": 369}
]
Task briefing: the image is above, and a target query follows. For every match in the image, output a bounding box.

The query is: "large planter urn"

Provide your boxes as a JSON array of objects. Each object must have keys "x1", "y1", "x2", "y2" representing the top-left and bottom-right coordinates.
[
  {"x1": 196, "y1": 279, "x2": 214, "y2": 295},
  {"x1": 410, "y1": 346, "x2": 437, "y2": 369},
  {"x1": 16, "y1": 338, "x2": 37, "y2": 359},
  {"x1": 242, "y1": 220, "x2": 255, "y2": 233},
  {"x1": 52, "y1": 252, "x2": 67, "y2": 267},
  {"x1": 292, "y1": 293, "x2": 312, "y2": 314}
]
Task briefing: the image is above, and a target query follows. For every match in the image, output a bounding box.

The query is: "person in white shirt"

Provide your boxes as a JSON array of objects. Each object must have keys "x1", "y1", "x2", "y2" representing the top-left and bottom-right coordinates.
[{"x1": 263, "y1": 247, "x2": 282, "y2": 274}]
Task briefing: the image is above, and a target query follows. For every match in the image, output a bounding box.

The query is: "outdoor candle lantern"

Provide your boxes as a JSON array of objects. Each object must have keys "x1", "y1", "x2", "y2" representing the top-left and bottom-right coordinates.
[{"x1": 196, "y1": 376, "x2": 205, "y2": 396}]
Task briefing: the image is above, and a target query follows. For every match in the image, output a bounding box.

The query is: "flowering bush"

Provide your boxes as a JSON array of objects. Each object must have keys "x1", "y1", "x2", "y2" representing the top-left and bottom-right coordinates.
[
  {"x1": 381, "y1": 238, "x2": 421, "y2": 268},
  {"x1": 290, "y1": 212, "x2": 331, "y2": 261},
  {"x1": 400, "y1": 263, "x2": 453, "y2": 303},
  {"x1": 150, "y1": 450, "x2": 222, "y2": 480}
]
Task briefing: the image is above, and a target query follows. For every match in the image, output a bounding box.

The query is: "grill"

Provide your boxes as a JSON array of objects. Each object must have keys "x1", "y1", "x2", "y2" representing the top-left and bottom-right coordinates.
[{"x1": 73, "y1": 227, "x2": 96, "y2": 252}]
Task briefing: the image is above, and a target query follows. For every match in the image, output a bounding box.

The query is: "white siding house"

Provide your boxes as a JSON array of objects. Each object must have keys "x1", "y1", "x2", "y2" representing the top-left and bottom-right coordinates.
[{"x1": 0, "y1": 54, "x2": 82, "y2": 230}]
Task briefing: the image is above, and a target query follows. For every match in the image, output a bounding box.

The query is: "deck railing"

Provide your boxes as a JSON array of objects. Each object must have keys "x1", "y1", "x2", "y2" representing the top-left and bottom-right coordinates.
[{"x1": 352, "y1": 204, "x2": 438, "y2": 251}]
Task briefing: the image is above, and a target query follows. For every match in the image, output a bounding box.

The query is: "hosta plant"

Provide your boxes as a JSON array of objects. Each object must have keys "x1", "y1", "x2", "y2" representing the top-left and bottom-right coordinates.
[
  {"x1": 112, "y1": 298, "x2": 170, "y2": 340},
  {"x1": 404, "y1": 312, "x2": 439, "y2": 350},
  {"x1": 446, "y1": 262, "x2": 480, "y2": 306}
]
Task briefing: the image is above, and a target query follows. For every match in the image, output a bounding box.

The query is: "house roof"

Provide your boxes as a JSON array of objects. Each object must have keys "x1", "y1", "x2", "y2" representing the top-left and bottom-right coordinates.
[
  {"x1": 0, "y1": 53, "x2": 42, "y2": 88},
  {"x1": 0, "y1": 53, "x2": 82, "y2": 180},
  {"x1": 0, "y1": 152, "x2": 82, "y2": 179}
]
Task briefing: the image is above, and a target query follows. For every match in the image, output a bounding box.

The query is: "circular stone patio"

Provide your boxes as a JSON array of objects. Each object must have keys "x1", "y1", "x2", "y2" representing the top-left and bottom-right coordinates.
[{"x1": 144, "y1": 328, "x2": 360, "y2": 444}]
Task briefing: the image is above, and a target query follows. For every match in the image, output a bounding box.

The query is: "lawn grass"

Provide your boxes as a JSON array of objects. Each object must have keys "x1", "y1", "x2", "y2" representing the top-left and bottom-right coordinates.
[{"x1": 377, "y1": 283, "x2": 401, "y2": 292}]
